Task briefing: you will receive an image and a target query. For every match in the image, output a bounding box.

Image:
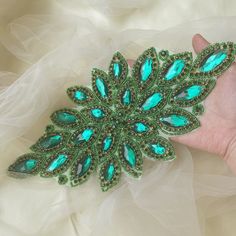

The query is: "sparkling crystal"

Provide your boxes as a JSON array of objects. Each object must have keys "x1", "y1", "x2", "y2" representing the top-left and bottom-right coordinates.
[
  {"x1": 141, "y1": 92, "x2": 163, "y2": 111},
  {"x1": 103, "y1": 136, "x2": 113, "y2": 151},
  {"x1": 74, "y1": 90, "x2": 87, "y2": 101},
  {"x1": 134, "y1": 122, "x2": 149, "y2": 133},
  {"x1": 122, "y1": 89, "x2": 131, "y2": 105},
  {"x1": 91, "y1": 108, "x2": 105, "y2": 119},
  {"x1": 39, "y1": 134, "x2": 62, "y2": 149},
  {"x1": 113, "y1": 63, "x2": 121, "y2": 78},
  {"x1": 105, "y1": 163, "x2": 115, "y2": 181},
  {"x1": 77, "y1": 155, "x2": 92, "y2": 177},
  {"x1": 47, "y1": 154, "x2": 68, "y2": 172},
  {"x1": 56, "y1": 112, "x2": 77, "y2": 124},
  {"x1": 160, "y1": 115, "x2": 189, "y2": 127},
  {"x1": 15, "y1": 159, "x2": 37, "y2": 172},
  {"x1": 175, "y1": 85, "x2": 203, "y2": 100},
  {"x1": 74, "y1": 128, "x2": 94, "y2": 144},
  {"x1": 150, "y1": 144, "x2": 166, "y2": 155},
  {"x1": 123, "y1": 144, "x2": 136, "y2": 167},
  {"x1": 164, "y1": 59, "x2": 185, "y2": 80},
  {"x1": 95, "y1": 77, "x2": 108, "y2": 98},
  {"x1": 140, "y1": 58, "x2": 153, "y2": 81},
  {"x1": 200, "y1": 51, "x2": 227, "y2": 72}
]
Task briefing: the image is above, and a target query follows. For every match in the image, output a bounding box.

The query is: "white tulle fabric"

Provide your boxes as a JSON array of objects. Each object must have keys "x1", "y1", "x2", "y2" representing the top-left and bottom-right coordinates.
[{"x1": 0, "y1": 1, "x2": 236, "y2": 236}]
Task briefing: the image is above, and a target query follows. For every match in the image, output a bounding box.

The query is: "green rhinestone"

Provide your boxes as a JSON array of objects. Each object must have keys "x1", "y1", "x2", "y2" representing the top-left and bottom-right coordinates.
[
  {"x1": 91, "y1": 108, "x2": 105, "y2": 119},
  {"x1": 95, "y1": 77, "x2": 108, "y2": 98},
  {"x1": 15, "y1": 159, "x2": 37, "y2": 172},
  {"x1": 160, "y1": 115, "x2": 189, "y2": 127},
  {"x1": 123, "y1": 144, "x2": 136, "y2": 167},
  {"x1": 134, "y1": 122, "x2": 149, "y2": 133},
  {"x1": 103, "y1": 136, "x2": 113, "y2": 151},
  {"x1": 47, "y1": 154, "x2": 68, "y2": 172},
  {"x1": 56, "y1": 112, "x2": 77, "y2": 124},
  {"x1": 74, "y1": 90, "x2": 87, "y2": 101},
  {"x1": 175, "y1": 85, "x2": 203, "y2": 100},
  {"x1": 122, "y1": 89, "x2": 131, "y2": 105},
  {"x1": 150, "y1": 144, "x2": 166, "y2": 155},
  {"x1": 77, "y1": 155, "x2": 92, "y2": 177},
  {"x1": 141, "y1": 93, "x2": 163, "y2": 111},
  {"x1": 39, "y1": 134, "x2": 62, "y2": 149},
  {"x1": 105, "y1": 163, "x2": 115, "y2": 181},
  {"x1": 74, "y1": 128, "x2": 94, "y2": 144},
  {"x1": 140, "y1": 58, "x2": 153, "y2": 82},
  {"x1": 113, "y1": 63, "x2": 121, "y2": 78},
  {"x1": 164, "y1": 59, "x2": 185, "y2": 80}
]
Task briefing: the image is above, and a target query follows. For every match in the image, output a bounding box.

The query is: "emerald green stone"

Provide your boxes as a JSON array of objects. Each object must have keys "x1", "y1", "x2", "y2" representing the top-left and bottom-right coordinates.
[
  {"x1": 56, "y1": 112, "x2": 77, "y2": 124},
  {"x1": 95, "y1": 77, "x2": 108, "y2": 98},
  {"x1": 113, "y1": 63, "x2": 121, "y2": 78},
  {"x1": 134, "y1": 122, "x2": 149, "y2": 133},
  {"x1": 39, "y1": 134, "x2": 62, "y2": 149},
  {"x1": 74, "y1": 90, "x2": 87, "y2": 101},
  {"x1": 105, "y1": 163, "x2": 115, "y2": 181},
  {"x1": 140, "y1": 58, "x2": 153, "y2": 81},
  {"x1": 122, "y1": 89, "x2": 131, "y2": 105},
  {"x1": 47, "y1": 154, "x2": 68, "y2": 172},
  {"x1": 91, "y1": 108, "x2": 105, "y2": 119},
  {"x1": 123, "y1": 144, "x2": 136, "y2": 167},
  {"x1": 141, "y1": 93, "x2": 163, "y2": 111},
  {"x1": 150, "y1": 144, "x2": 166, "y2": 155},
  {"x1": 175, "y1": 85, "x2": 203, "y2": 100},
  {"x1": 200, "y1": 51, "x2": 227, "y2": 72},
  {"x1": 103, "y1": 136, "x2": 113, "y2": 151},
  {"x1": 160, "y1": 115, "x2": 189, "y2": 127},
  {"x1": 77, "y1": 155, "x2": 92, "y2": 177},
  {"x1": 15, "y1": 159, "x2": 37, "y2": 172},
  {"x1": 74, "y1": 128, "x2": 94, "y2": 144},
  {"x1": 164, "y1": 59, "x2": 185, "y2": 80}
]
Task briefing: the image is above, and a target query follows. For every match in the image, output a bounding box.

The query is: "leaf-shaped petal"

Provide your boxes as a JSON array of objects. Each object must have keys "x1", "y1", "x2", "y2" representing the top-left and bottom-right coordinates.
[
  {"x1": 158, "y1": 52, "x2": 193, "y2": 85},
  {"x1": 67, "y1": 86, "x2": 96, "y2": 106},
  {"x1": 169, "y1": 79, "x2": 216, "y2": 107},
  {"x1": 8, "y1": 153, "x2": 42, "y2": 177},
  {"x1": 92, "y1": 68, "x2": 113, "y2": 105},
  {"x1": 132, "y1": 47, "x2": 159, "y2": 89},
  {"x1": 118, "y1": 139, "x2": 143, "y2": 178},
  {"x1": 70, "y1": 149, "x2": 97, "y2": 186},
  {"x1": 50, "y1": 108, "x2": 83, "y2": 128},
  {"x1": 40, "y1": 150, "x2": 74, "y2": 177},
  {"x1": 30, "y1": 131, "x2": 68, "y2": 153},
  {"x1": 141, "y1": 135, "x2": 175, "y2": 161},
  {"x1": 99, "y1": 156, "x2": 121, "y2": 191},
  {"x1": 190, "y1": 42, "x2": 236, "y2": 78},
  {"x1": 108, "y1": 51, "x2": 128, "y2": 83},
  {"x1": 156, "y1": 107, "x2": 200, "y2": 135}
]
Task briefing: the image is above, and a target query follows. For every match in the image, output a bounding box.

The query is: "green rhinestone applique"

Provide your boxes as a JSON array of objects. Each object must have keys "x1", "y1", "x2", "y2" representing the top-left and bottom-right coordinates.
[{"x1": 8, "y1": 42, "x2": 236, "y2": 191}]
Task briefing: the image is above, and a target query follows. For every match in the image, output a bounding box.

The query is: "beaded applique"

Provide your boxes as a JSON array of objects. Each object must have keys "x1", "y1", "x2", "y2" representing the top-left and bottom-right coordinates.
[{"x1": 8, "y1": 42, "x2": 236, "y2": 191}]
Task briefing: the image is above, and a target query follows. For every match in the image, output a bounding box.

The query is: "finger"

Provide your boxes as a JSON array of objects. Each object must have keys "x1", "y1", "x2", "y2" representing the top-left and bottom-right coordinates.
[
  {"x1": 192, "y1": 34, "x2": 210, "y2": 54},
  {"x1": 127, "y1": 59, "x2": 135, "y2": 68}
]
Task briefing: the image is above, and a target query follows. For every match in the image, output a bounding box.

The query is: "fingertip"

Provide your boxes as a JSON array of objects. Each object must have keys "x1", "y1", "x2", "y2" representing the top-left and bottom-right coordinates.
[{"x1": 192, "y1": 33, "x2": 210, "y2": 54}]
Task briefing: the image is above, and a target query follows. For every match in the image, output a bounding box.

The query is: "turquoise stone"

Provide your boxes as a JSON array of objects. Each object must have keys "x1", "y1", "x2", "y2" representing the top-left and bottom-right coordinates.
[
  {"x1": 56, "y1": 112, "x2": 77, "y2": 124},
  {"x1": 91, "y1": 108, "x2": 105, "y2": 119},
  {"x1": 74, "y1": 90, "x2": 87, "y2": 101},
  {"x1": 47, "y1": 154, "x2": 68, "y2": 172},
  {"x1": 95, "y1": 77, "x2": 108, "y2": 98},
  {"x1": 140, "y1": 58, "x2": 153, "y2": 81},
  {"x1": 164, "y1": 59, "x2": 185, "y2": 80},
  {"x1": 77, "y1": 155, "x2": 92, "y2": 177},
  {"x1": 105, "y1": 163, "x2": 115, "y2": 181},
  {"x1": 175, "y1": 85, "x2": 203, "y2": 100},
  {"x1": 15, "y1": 159, "x2": 37, "y2": 172},
  {"x1": 39, "y1": 134, "x2": 62, "y2": 149},
  {"x1": 134, "y1": 122, "x2": 149, "y2": 133},
  {"x1": 160, "y1": 115, "x2": 189, "y2": 127},
  {"x1": 74, "y1": 128, "x2": 94, "y2": 144},
  {"x1": 123, "y1": 144, "x2": 136, "y2": 167},
  {"x1": 141, "y1": 92, "x2": 163, "y2": 111},
  {"x1": 103, "y1": 136, "x2": 113, "y2": 151},
  {"x1": 200, "y1": 51, "x2": 227, "y2": 72},
  {"x1": 122, "y1": 89, "x2": 131, "y2": 105},
  {"x1": 150, "y1": 144, "x2": 166, "y2": 155},
  {"x1": 113, "y1": 63, "x2": 121, "y2": 78}
]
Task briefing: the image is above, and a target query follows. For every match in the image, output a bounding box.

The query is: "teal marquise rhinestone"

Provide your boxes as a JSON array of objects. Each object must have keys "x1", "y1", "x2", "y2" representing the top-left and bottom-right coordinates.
[
  {"x1": 200, "y1": 51, "x2": 227, "y2": 72},
  {"x1": 55, "y1": 112, "x2": 77, "y2": 124},
  {"x1": 105, "y1": 163, "x2": 115, "y2": 181},
  {"x1": 77, "y1": 155, "x2": 92, "y2": 177},
  {"x1": 150, "y1": 144, "x2": 166, "y2": 155},
  {"x1": 95, "y1": 77, "x2": 108, "y2": 98},
  {"x1": 74, "y1": 90, "x2": 87, "y2": 101},
  {"x1": 160, "y1": 115, "x2": 189, "y2": 127},
  {"x1": 39, "y1": 134, "x2": 62, "y2": 149},
  {"x1": 15, "y1": 159, "x2": 37, "y2": 172},
  {"x1": 134, "y1": 122, "x2": 149, "y2": 133},
  {"x1": 103, "y1": 136, "x2": 113, "y2": 151},
  {"x1": 123, "y1": 144, "x2": 136, "y2": 167},
  {"x1": 113, "y1": 63, "x2": 121, "y2": 78},
  {"x1": 122, "y1": 89, "x2": 131, "y2": 105},
  {"x1": 175, "y1": 85, "x2": 203, "y2": 100},
  {"x1": 91, "y1": 108, "x2": 105, "y2": 119},
  {"x1": 164, "y1": 59, "x2": 185, "y2": 80},
  {"x1": 47, "y1": 154, "x2": 68, "y2": 172},
  {"x1": 74, "y1": 128, "x2": 94, "y2": 144},
  {"x1": 141, "y1": 93, "x2": 163, "y2": 111},
  {"x1": 140, "y1": 58, "x2": 153, "y2": 82}
]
